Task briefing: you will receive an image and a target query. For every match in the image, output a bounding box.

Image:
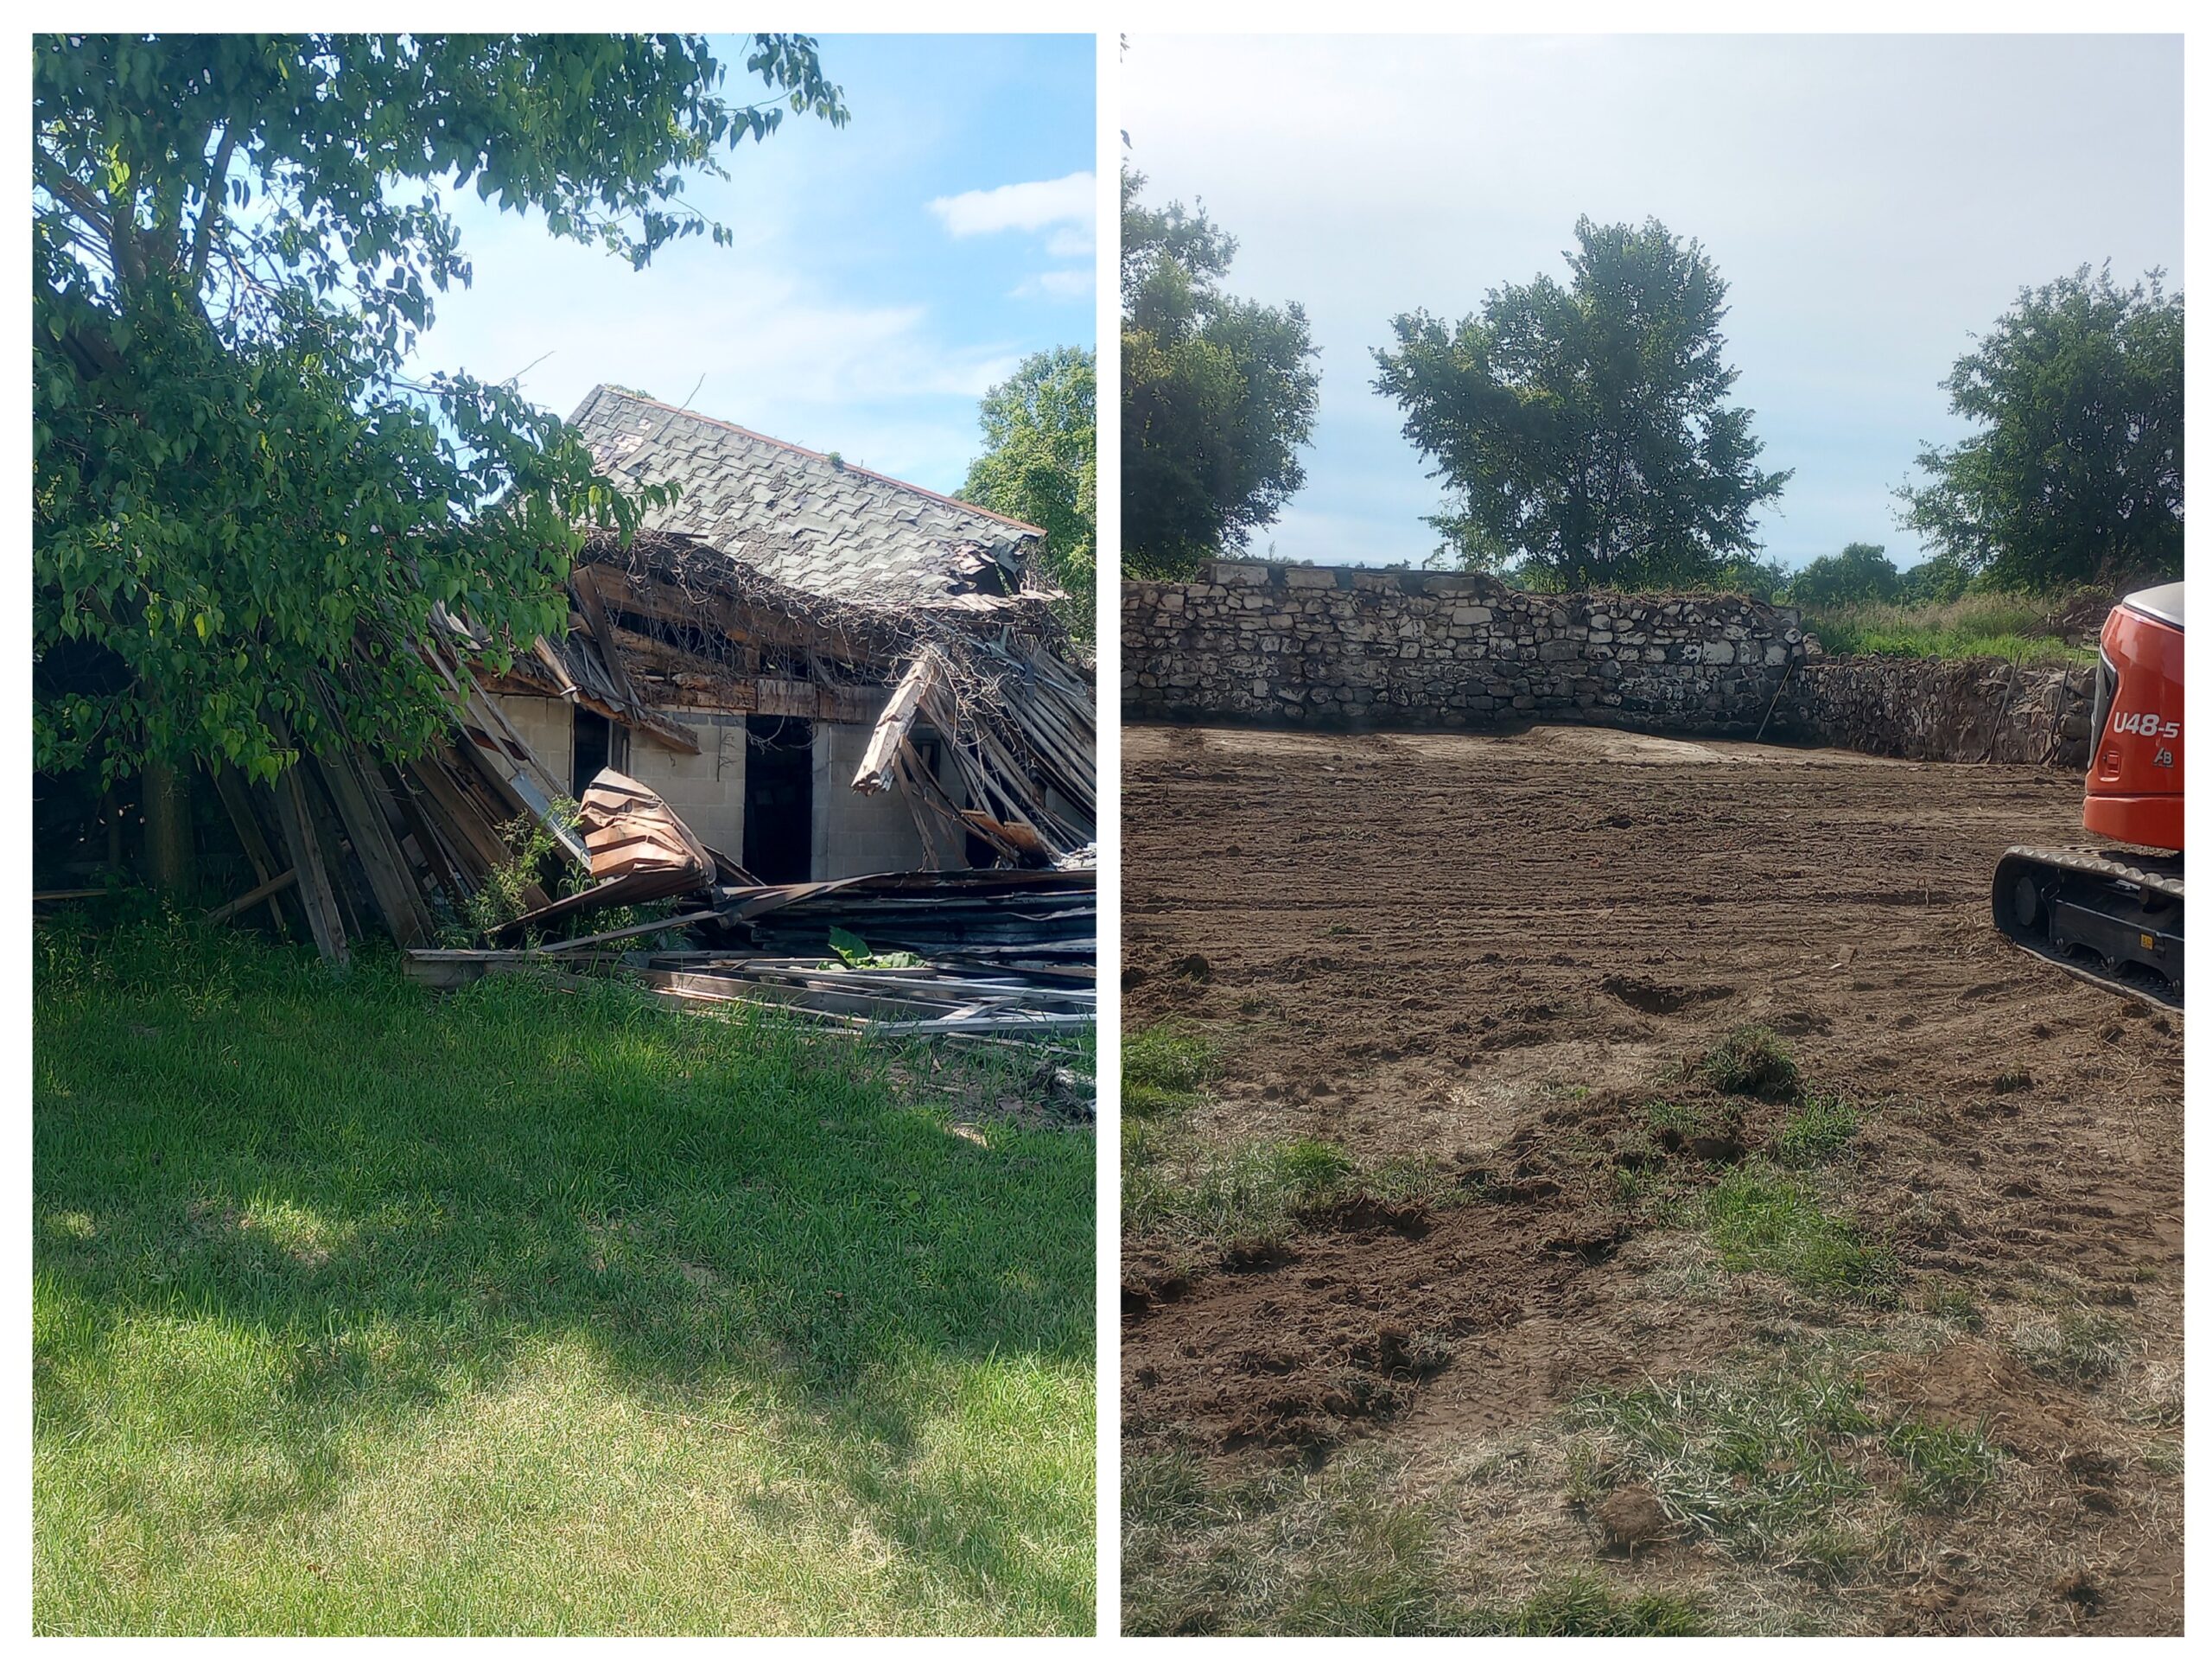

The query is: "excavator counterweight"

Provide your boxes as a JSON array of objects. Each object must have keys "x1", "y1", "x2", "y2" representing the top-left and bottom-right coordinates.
[{"x1": 1992, "y1": 582, "x2": 2183, "y2": 1009}]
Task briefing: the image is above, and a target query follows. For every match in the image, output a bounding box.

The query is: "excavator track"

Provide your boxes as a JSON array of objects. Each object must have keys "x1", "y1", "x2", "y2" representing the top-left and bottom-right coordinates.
[{"x1": 1992, "y1": 844, "x2": 2183, "y2": 1011}]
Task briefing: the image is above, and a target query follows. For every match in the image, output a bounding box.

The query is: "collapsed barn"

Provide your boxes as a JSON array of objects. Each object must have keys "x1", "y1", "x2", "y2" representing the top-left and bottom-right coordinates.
[
  {"x1": 35, "y1": 385, "x2": 1097, "y2": 1035},
  {"x1": 493, "y1": 385, "x2": 1096, "y2": 879}
]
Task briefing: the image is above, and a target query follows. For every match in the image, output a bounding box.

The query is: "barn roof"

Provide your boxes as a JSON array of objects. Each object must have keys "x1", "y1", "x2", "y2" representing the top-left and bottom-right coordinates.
[{"x1": 569, "y1": 384, "x2": 1046, "y2": 609}]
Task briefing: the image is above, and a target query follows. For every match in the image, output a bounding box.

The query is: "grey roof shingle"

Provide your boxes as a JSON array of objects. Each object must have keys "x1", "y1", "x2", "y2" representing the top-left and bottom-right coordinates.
[{"x1": 569, "y1": 385, "x2": 1044, "y2": 608}]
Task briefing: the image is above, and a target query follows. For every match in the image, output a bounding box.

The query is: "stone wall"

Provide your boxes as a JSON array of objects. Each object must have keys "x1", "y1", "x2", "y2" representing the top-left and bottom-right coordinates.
[
  {"x1": 1779, "y1": 658, "x2": 2094, "y2": 768},
  {"x1": 1121, "y1": 560, "x2": 2094, "y2": 770},
  {"x1": 1122, "y1": 561, "x2": 1806, "y2": 734}
]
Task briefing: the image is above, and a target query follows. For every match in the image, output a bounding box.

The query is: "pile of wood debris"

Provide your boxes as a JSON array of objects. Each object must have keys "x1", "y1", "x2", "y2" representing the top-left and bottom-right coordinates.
[
  {"x1": 405, "y1": 771, "x2": 1094, "y2": 1038},
  {"x1": 143, "y1": 635, "x2": 594, "y2": 967}
]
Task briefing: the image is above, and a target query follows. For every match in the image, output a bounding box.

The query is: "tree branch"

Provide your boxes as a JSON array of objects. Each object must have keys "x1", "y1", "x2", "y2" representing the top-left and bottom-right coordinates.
[
  {"x1": 187, "y1": 125, "x2": 239, "y2": 291},
  {"x1": 33, "y1": 144, "x2": 114, "y2": 244}
]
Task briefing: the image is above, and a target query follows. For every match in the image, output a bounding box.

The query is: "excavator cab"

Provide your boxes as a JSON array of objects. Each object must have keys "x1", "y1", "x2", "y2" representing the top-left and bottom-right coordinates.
[{"x1": 1993, "y1": 582, "x2": 2183, "y2": 1008}]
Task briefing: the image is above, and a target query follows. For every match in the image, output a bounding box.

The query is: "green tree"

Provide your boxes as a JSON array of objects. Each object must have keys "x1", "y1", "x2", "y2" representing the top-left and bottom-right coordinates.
[
  {"x1": 1787, "y1": 542, "x2": 1904, "y2": 608},
  {"x1": 1897, "y1": 555, "x2": 1972, "y2": 607},
  {"x1": 34, "y1": 33, "x2": 845, "y2": 808},
  {"x1": 959, "y1": 346, "x2": 1096, "y2": 639},
  {"x1": 1899, "y1": 264, "x2": 2182, "y2": 589},
  {"x1": 1373, "y1": 215, "x2": 1791, "y2": 590},
  {"x1": 1715, "y1": 555, "x2": 1791, "y2": 604},
  {"x1": 1122, "y1": 168, "x2": 1319, "y2": 579}
]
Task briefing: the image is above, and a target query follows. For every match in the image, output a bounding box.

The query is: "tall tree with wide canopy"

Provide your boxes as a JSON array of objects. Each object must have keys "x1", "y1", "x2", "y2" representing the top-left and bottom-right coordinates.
[
  {"x1": 1899, "y1": 264, "x2": 2183, "y2": 590},
  {"x1": 1121, "y1": 169, "x2": 1319, "y2": 580},
  {"x1": 960, "y1": 345, "x2": 1096, "y2": 640},
  {"x1": 1788, "y1": 542, "x2": 1904, "y2": 608},
  {"x1": 34, "y1": 33, "x2": 846, "y2": 864},
  {"x1": 1373, "y1": 216, "x2": 1789, "y2": 590}
]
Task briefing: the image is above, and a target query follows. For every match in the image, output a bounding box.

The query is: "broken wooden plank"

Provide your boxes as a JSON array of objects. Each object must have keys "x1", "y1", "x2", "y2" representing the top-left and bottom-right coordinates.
[
  {"x1": 272, "y1": 767, "x2": 349, "y2": 965},
  {"x1": 639, "y1": 968, "x2": 971, "y2": 1022},
  {"x1": 314, "y1": 745, "x2": 434, "y2": 948},
  {"x1": 380, "y1": 760, "x2": 468, "y2": 905},
  {"x1": 534, "y1": 907, "x2": 729, "y2": 954},
  {"x1": 852, "y1": 653, "x2": 938, "y2": 794},
  {"x1": 209, "y1": 764, "x2": 293, "y2": 938},
  {"x1": 207, "y1": 868, "x2": 299, "y2": 924},
  {"x1": 299, "y1": 762, "x2": 368, "y2": 943},
  {"x1": 408, "y1": 751, "x2": 524, "y2": 882}
]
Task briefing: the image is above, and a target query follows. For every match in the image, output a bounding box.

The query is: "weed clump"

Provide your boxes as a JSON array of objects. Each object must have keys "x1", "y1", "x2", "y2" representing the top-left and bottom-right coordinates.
[
  {"x1": 1799, "y1": 590, "x2": 2094, "y2": 668},
  {"x1": 2011, "y1": 1308, "x2": 2131, "y2": 1385},
  {"x1": 1887, "y1": 1416, "x2": 2000, "y2": 1511},
  {"x1": 1696, "y1": 1025, "x2": 1800, "y2": 1098},
  {"x1": 1573, "y1": 1365, "x2": 1876, "y2": 1565},
  {"x1": 1124, "y1": 1024, "x2": 1218, "y2": 1118},
  {"x1": 1571, "y1": 1358, "x2": 1999, "y2": 1571},
  {"x1": 1772, "y1": 1092, "x2": 1860, "y2": 1166},
  {"x1": 1123, "y1": 1454, "x2": 1459, "y2": 1636},
  {"x1": 1920, "y1": 1281, "x2": 1986, "y2": 1333},
  {"x1": 460, "y1": 801, "x2": 580, "y2": 939}
]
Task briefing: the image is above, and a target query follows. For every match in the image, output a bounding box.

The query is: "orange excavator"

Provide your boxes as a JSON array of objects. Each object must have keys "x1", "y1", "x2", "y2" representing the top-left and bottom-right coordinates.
[{"x1": 1993, "y1": 582, "x2": 2183, "y2": 1009}]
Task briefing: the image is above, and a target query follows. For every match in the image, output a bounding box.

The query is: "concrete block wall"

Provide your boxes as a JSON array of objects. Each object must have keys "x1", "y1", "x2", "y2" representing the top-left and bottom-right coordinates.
[
  {"x1": 493, "y1": 689, "x2": 985, "y2": 878},
  {"x1": 814, "y1": 716, "x2": 931, "y2": 879},
  {"x1": 1122, "y1": 561, "x2": 1807, "y2": 734},
  {"x1": 626, "y1": 713, "x2": 748, "y2": 856},
  {"x1": 496, "y1": 694, "x2": 575, "y2": 792}
]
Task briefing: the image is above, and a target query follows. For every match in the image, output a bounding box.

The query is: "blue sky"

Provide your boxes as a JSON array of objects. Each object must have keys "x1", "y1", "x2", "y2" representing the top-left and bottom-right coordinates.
[
  {"x1": 409, "y1": 34, "x2": 1096, "y2": 494},
  {"x1": 1123, "y1": 33, "x2": 2184, "y2": 571}
]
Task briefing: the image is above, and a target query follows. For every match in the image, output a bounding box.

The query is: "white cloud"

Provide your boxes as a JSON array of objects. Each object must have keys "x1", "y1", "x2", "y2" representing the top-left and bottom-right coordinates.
[
  {"x1": 929, "y1": 170, "x2": 1095, "y2": 240},
  {"x1": 1014, "y1": 269, "x2": 1096, "y2": 302},
  {"x1": 407, "y1": 228, "x2": 1022, "y2": 488}
]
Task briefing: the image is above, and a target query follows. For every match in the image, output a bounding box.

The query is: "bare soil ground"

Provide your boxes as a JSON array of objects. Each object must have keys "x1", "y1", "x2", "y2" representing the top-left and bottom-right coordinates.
[{"x1": 1121, "y1": 723, "x2": 2181, "y2": 1636}]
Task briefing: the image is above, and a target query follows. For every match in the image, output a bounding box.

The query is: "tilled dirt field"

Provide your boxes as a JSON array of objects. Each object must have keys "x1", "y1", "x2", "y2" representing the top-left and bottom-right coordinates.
[{"x1": 1121, "y1": 722, "x2": 2182, "y2": 1636}]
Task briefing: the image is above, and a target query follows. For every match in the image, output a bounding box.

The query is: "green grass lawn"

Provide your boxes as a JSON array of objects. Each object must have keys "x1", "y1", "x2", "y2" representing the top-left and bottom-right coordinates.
[{"x1": 33, "y1": 921, "x2": 1095, "y2": 1635}]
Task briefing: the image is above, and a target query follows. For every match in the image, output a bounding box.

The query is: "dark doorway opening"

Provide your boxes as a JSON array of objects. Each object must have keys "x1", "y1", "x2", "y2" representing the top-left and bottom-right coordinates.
[
  {"x1": 572, "y1": 708, "x2": 612, "y2": 797},
  {"x1": 743, "y1": 716, "x2": 813, "y2": 882},
  {"x1": 915, "y1": 729, "x2": 995, "y2": 869}
]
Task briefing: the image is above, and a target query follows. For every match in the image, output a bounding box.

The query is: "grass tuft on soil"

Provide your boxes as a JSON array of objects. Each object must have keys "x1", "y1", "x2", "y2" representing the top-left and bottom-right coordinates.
[
  {"x1": 1126, "y1": 1133, "x2": 1458, "y2": 1265},
  {"x1": 1573, "y1": 1359, "x2": 2000, "y2": 1578},
  {"x1": 1123, "y1": 1023, "x2": 1218, "y2": 1118},
  {"x1": 1122, "y1": 1448, "x2": 1713, "y2": 1636},
  {"x1": 1122, "y1": 1024, "x2": 1455, "y2": 1268},
  {"x1": 34, "y1": 920, "x2": 1095, "y2": 1635},
  {"x1": 1696, "y1": 1025, "x2": 1801, "y2": 1099},
  {"x1": 1771, "y1": 1092, "x2": 1861, "y2": 1167},
  {"x1": 2009, "y1": 1307, "x2": 2133, "y2": 1385},
  {"x1": 1470, "y1": 1573, "x2": 1708, "y2": 1637},
  {"x1": 1122, "y1": 1451, "x2": 1461, "y2": 1636},
  {"x1": 1702, "y1": 1166, "x2": 1897, "y2": 1303}
]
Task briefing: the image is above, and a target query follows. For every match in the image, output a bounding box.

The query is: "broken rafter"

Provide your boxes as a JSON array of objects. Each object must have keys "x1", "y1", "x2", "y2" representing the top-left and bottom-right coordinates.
[{"x1": 852, "y1": 653, "x2": 939, "y2": 796}]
